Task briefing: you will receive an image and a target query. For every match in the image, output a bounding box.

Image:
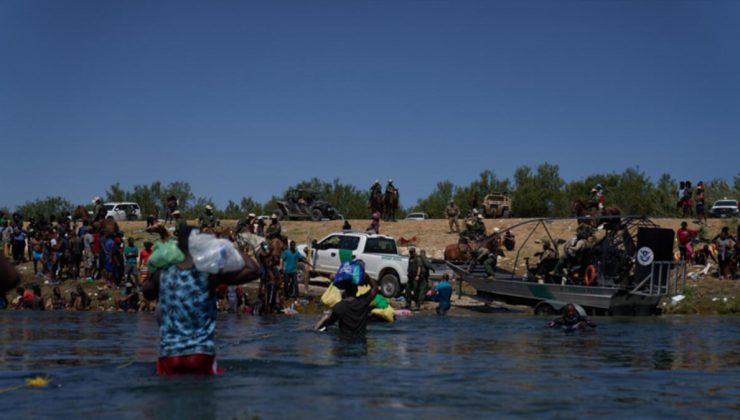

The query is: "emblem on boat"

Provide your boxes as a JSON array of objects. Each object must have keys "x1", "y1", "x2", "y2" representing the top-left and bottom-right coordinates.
[{"x1": 637, "y1": 247, "x2": 654, "y2": 266}]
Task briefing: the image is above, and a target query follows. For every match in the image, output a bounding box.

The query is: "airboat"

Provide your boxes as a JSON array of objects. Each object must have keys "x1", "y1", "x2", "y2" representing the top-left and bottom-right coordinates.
[{"x1": 446, "y1": 216, "x2": 686, "y2": 316}]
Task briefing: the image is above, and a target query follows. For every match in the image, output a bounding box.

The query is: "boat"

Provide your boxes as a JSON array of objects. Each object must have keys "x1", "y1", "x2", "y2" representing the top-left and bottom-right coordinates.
[{"x1": 446, "y1": 216, "x2": 687, "y2": 316}]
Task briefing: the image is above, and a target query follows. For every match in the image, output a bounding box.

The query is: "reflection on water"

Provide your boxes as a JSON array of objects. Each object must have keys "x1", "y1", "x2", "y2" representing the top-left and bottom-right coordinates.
[{"x1": 0, "y1": 312, "x2": 738, "y2": 418}]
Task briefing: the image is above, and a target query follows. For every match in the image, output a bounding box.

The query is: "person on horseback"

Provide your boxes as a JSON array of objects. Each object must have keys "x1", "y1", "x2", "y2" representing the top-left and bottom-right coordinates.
[
  {"x1": 266, "y1": 214, "x2": 287, "y2": 244},
  {"x1": 370, "y1": 180, "x2": 382, "y2": 197},
  {"x1": 198, "y1": 205, "x2": 218, "y2": 229},
  {"x1": 472, "y1": 214, "x2": 487, "y2": 237},
  {"x1": 459, "y1": 219, "x2": 479, "y2": 243},
  {"x1": 92, "y1": 197, "x2": 106, "y2": 222},
  {"x1": 384, "y1": 179, "x2": 399, "y2": 222},
  {"x1": 172, "y1": 210, "x2": 187, "y2": 237}
]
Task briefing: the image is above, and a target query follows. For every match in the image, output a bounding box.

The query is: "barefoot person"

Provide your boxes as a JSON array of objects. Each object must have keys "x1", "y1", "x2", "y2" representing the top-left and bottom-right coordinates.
[{"x1": 143, "y1": 225, "x2": 260, "y2": 375}]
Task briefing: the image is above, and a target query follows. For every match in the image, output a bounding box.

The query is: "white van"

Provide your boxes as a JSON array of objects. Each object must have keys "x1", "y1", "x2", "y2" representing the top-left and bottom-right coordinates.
[{"x1": 104, "y1": 202, "x2": 142, "y2": 221}]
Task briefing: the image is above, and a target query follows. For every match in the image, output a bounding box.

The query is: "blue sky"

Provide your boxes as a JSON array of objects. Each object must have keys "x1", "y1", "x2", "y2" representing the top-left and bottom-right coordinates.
[{"x1": 2, "y1": 0, "x2": 738, "y2": 209}]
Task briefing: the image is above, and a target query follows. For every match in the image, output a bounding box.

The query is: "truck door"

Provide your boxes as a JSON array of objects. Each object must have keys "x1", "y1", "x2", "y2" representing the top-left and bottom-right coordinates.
[{"x1": 314, "y1": 235, "x2": 341, "y2": 272}]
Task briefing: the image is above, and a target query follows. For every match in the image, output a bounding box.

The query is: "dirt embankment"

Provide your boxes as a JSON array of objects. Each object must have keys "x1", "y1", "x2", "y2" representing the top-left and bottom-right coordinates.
[{"x1": 10, "y1": 217, "x2": 738, "y2": 314}]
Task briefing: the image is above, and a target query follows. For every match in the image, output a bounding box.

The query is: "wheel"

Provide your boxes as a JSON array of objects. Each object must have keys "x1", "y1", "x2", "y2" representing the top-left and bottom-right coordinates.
[
  {"x1": 273, "y1": 209, "x2": 285, "y2": 221},
  {"x1": 534, "y1": 302, "x2": 557, "y2": 315},
  {"x1": 502, "y1": 209, "x2": 510, "y2": 218},
  {"x1": 380, "y1": 272, "x2": 401, "y2": 297},
  {"x1": 310, "y1": 208, "x2": 323, "y2": 221}
]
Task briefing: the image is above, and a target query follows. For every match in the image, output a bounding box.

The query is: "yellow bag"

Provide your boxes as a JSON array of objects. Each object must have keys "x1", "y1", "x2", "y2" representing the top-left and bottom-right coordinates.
[
  {"x1": 371, "y1": 306, "x2": 395, "y2": 323},
  {"x1": 321, "y1": 284, "x2": 372, "y2": 308}
]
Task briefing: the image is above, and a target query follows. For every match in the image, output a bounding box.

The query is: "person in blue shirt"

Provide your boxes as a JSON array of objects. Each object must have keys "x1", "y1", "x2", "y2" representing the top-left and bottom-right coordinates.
[
  {"x1": 431, "y1": 273, "x2": 453, "y2": 316},
  {"x1": 281, "y1": 241, "x2": 305, "y2": 298}
]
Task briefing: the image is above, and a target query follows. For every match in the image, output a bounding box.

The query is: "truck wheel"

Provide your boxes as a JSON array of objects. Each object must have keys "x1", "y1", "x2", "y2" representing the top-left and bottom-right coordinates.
[
  {"x1": 310, "y1": 209, "x2": 323, "y2": 221},
  {"x1": 502, "y1": 209, "x2": 510, "y2": 218},
  {"x1": 380, "y1": 273, "x2": 401, "y2": 297},
  {"x1": 273, "y1": 209, "x2": 285, "y2": 220}
]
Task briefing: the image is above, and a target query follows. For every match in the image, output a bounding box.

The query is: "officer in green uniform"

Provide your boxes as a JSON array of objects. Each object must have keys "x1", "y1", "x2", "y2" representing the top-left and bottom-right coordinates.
[
  {"x1": 471, "y1": 214, "x2": 487, "y2": 237},
  {"x1": 414, "y1": 249, "x2": 435, "y2": 308},
  {"x1": 446, "y1": 200, "x2": 460, "y2": 233},
  {"x1": 405, "y1": 247, "x2": 419, "y2": 309},
  {"x1": 92, "y1": 197, "x2": 105, "y2": 221},
  {"x1": 198, "y1": 205, "x2": 218, "y2": 229},
  {"x1": 172, "y1": 210, "x2": 187, "y2": 236},
  {"x1": 475, "y1": 248, "x2": 497, "y2": 278},
  {"x1": 266, "y1": 214, "x2": 283, "y2": 240}
]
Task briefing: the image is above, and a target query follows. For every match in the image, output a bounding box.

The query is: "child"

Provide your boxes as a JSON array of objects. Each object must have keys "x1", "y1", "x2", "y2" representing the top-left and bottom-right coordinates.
[{"x1": 143, "y1": 225, "x2": 260, "y2": 375}]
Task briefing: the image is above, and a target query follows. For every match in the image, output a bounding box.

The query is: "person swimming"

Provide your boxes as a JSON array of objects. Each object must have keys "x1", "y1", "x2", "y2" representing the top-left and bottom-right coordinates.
[{"x1": 547, "y1": 303, "x2": 596, "y2": 329}]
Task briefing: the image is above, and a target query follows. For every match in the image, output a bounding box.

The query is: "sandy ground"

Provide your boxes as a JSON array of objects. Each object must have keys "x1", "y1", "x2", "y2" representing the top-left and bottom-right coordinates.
[{"x1": 9, "y1": 217, "x2": 738, "y2": 314}]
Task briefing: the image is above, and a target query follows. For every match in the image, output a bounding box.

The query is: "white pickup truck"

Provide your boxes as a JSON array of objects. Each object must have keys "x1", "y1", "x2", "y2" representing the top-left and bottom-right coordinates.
[{"x1": 300, "y1": 232, "x2": 409, "y2": 297}]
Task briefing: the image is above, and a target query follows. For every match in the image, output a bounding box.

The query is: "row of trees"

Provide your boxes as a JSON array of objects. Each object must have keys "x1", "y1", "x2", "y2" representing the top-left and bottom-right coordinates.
[{"x1": 6, "y1": 165, "x2": 740, "y2": 221}]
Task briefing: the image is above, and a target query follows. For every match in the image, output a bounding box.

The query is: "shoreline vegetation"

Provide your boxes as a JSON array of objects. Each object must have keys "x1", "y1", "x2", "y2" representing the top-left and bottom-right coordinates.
[{"x1": 9, "y1": 218, "x2": 738, "y2": 315}]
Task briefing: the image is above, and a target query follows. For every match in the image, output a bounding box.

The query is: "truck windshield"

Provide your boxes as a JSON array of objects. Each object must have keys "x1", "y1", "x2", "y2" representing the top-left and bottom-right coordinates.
[{"x1": 364, "y1": 238, "x2": 397, "y2": 254}]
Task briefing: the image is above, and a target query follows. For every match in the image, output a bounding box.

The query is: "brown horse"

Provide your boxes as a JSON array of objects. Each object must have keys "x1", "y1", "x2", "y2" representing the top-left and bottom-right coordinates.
[
  {"x1": 572, "y1": 200, "x2": 621, "y2": 230},
  {"x1": 383, "y1": 188, "x2": 399, "y2": 222},
  {"x1": 73, "y1": 206, "x2": 90, "y2": 222},
  {"x1": 369, "y1": 190, "x2": 384, "y2": 216},
  {"x1": 443, "y1": 233, "x2": 501, "y2": 262}
]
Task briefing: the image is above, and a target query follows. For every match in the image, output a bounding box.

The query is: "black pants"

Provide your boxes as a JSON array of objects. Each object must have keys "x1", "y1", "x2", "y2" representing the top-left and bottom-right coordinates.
[{"x1": 12, "y1": 240, "x2": 25, "y2": 262}]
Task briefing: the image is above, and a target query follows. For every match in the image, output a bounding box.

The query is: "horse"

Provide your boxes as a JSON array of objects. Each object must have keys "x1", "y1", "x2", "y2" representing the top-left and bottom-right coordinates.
[
  {"x1": 383, "y1": 188, "x2": 399, "y2": 222},
  {"x1": 443, "y1": 233, "x2": 501, "y2": 262},
  {"x1": 72, "y1": 206, "x2": 90, "y2": 222},
  {"x1": 369, "y1": 190, "x2": 384, "y2": 216},
  {"x1": 572, "y1": 200, "x2": 621, "y2": 230}
]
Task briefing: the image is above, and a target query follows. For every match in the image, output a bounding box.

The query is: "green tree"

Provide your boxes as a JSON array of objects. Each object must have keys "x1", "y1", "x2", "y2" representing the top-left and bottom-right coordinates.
[
  {"x1": 239, "y1": 197, "x2": 263, "y2": 216},
  {"x1": 609, "y1": 168, "x2": 656, "y2": 215},
  {"x1": 653, "y1": 173, "x2": 677, "y2": 216},
  {"x1": 16, "y1": 196, "x2": 75, "y2": 220},
  {"x1": 415, "y1": 180, "x2": 455, "y2": 218},
  {"x1": 163, "y1": 181, "x2": 195, "y2": 212},
  {"x1": 106, "y1": 182, "x2": 128, "y2": 202},
  {"x1": 511, "y1": 163, "x2": 566, "y2": 217},
  {"x1": 220, "y1": 200, "x2": 242, "y2": 220}
]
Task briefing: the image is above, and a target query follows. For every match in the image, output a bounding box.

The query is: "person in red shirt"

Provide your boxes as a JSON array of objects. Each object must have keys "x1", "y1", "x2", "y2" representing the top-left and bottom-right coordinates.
[
  {"x1": 138, "y1": 241, "x2": 154, "y2": 283},
  {"x1": 676, "y1": 221, "x2": 699, "y2": 261}
]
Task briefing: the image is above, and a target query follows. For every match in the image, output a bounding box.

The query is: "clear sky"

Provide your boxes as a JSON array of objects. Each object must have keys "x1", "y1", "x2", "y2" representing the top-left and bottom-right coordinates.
[{"x1": 2, "y1": 0, "x2": 738, "y2": 209}]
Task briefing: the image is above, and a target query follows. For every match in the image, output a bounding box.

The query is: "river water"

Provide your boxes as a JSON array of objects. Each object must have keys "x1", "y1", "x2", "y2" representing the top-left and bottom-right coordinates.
[{"x1": 0, "y1": 312, "x2": 738, "y2": 419}]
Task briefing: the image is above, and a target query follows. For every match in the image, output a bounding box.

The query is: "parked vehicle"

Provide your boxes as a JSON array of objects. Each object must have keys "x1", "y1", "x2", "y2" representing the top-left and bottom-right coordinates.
[
  {"x1": 710, "y1": 199, "x2": 739, "y2": 217},
  {"x1": 482, "y1": 192, "x2": 512, "y2": 218},
  {"x1": 405, "y1": 212, "x2": 429, "y2": 220},
  {"x1": 299, "y1": 232, "x2": 409, "y2": 297},
  {"x1": 273, "y1": 188, "x2": 342, "y2": 221},
  {"x1": 104, "y1": 202, "x2": 142, "y2": 221}
]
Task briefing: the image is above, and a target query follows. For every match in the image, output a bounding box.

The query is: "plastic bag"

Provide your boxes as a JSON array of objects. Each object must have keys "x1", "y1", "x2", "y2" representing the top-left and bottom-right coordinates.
[
  {"x1": 188, "y1": 229, "x2": 245, "y2": 274},
  {"x1": 147, "y1": 240, "x2": 185, "y2": 270},
  {"x1": 333, "y1": 261, "x2": 366, "y2": 288},
  {"x1": 372, "y1": 294, "x2": 389, "y2": 309}
]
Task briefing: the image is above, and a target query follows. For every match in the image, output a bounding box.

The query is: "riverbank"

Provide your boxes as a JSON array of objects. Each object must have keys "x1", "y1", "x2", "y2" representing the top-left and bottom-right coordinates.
[{"x1": 8, "y1": 217, "x2": 738, "y2": 314}]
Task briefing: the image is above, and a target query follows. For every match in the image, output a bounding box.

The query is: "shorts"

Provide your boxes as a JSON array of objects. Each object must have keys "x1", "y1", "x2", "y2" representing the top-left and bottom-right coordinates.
[
  {"x1": 32, "y1": 251, "x2": 43, "y2": 261},
  {"x1": 125, "y1": 263, "x2": 138, "y2": 277},
  {"x1": 85, "y1": 252, "x2": 95, "y2": 269},
  {"x1": 156, "y1": 354, "x2": 221, "y2": 376}
]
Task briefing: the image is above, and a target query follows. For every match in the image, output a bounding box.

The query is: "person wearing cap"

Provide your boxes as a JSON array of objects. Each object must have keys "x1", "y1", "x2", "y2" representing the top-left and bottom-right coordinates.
[
  {"x1": 244, "y1": 213, "x2": 257, "y2": 234},
  {"x1": 370, "y1": 180, "x2": 382, "y2": 196},
  {"x1": 172, "y1": 210, "x2": 187, "y2": 237},
  {"x1": 533, "y1": 240, "x2": 558, "y2": 279},
  {"x1": 199, "y1": 205, "x2": 218, "y2": 229},
  {"x1": 92, "y1": 197, "x2": 106, "y2": 222},
  {"x1": 475, "y1": 247, "x2": 498, "y2": 279},
  {"x1": 446, "y1": 199, "x2": 460, "y2": 233},
  {"x1": 472, "y1": 214, "x2": 487, "y2": 237},
  {"x1": 384, "y1": 179, "x2": 399, "y2": 222},
  {"x1": 266, "y1": 214, "x2": 283, "y2": 241}
]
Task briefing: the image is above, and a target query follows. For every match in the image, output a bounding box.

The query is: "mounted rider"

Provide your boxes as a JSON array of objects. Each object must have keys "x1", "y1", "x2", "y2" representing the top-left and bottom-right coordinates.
[
  {"x1": 198, "y1": 205, "x2": 219, "y2": 229},
  {"x1": 591, "y1": 184, "x2": 605, "y2": 210},
  {"x1": 369, "y1": 180, "x2": 382, "y2": 198},
  {"x1": 385, "y1": 179, "x2": 398, "y2": 196},
  {"x1": 266, "y1": 214, "x2": 287, "y2": 244},
  {"x1": 92, "y1": 197, "x2": 106, "y2": 221}
]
